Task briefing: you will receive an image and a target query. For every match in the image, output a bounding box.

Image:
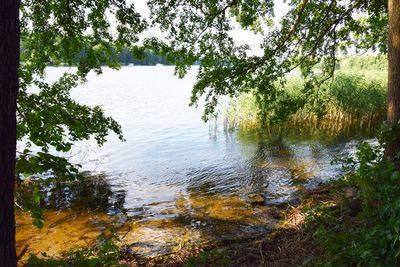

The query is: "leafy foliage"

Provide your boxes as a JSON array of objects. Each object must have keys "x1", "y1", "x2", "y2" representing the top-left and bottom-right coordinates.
[
  {"x1": 16, "y1": 0, "x2": 148, "y2": 228},
  {"x1": 305, "y1": 127, "x2": 400, "y2": 266},
  {"x1": 225, "y1": 66, "x2": 387, "y2": 131},
  {"x1": 330, "y1": 73, "x2": 386, "y2": 115},
  {"x1": 17, "y1": 0, "x2": 391, "y2": 234},
  {"x1": 18, "y1": 0, "x2": 146, "y2": 178},
  {"x1": 18, "y1": 0, "x2": 390, "y2": 183},
  {"x1": 117, "y1": 48, "x2": 176, "y2": 65},
  {"x1": 145, "y1": 0, "x2": 388, "y2": 121}
]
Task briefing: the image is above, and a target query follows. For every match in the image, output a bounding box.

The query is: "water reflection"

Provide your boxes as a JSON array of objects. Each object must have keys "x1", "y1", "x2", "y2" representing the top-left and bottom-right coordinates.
[
  {"x1": 243, "y1": 133, "x2": 343, "y2": 204},
  {"x1": 16, "y1": 174, "x2": 127, "y2": 215}
]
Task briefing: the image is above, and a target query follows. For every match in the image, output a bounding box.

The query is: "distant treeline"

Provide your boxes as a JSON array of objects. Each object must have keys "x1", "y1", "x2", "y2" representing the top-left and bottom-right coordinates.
[
  {"x1": 118, "y1": 48, "x2": 174, "y2": 66},
  {"x1": 47, "y1": 47, "x2": 199, "y2": 66}
]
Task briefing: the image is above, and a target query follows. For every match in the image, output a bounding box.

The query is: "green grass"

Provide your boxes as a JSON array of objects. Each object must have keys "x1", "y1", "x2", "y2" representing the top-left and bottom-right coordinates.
[{"x1": 225, "y1": 65, "x2": 387, "y2": 137}]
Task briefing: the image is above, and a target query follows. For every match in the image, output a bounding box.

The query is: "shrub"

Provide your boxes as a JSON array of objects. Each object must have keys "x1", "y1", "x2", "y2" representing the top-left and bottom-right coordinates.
[{"x1": 307, "y1": 127, "x2": 400, "y2": 266}]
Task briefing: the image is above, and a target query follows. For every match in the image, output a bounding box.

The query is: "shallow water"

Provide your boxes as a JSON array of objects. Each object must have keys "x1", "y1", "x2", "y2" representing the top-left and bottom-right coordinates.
[{"x1": 16, "y1": 66, "x2": 373, "y2": 262}]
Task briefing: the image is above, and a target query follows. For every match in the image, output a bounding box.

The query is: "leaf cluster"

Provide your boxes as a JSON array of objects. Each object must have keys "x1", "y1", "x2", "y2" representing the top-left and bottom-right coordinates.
[
  {"x1": 18, "y1": 0, "x2": 146, "y2": 179},
  {"x1": 145, "y1": 0, "x2": 388, "y2": 122}
]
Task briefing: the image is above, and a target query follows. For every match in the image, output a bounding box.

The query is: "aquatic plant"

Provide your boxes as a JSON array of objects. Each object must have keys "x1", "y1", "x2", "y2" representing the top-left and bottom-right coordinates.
[{"x1": 225, "y1": 69, "x2": 387, "y2": 137}]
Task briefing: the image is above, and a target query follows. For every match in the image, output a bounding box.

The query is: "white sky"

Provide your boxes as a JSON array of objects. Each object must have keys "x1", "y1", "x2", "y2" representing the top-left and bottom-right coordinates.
[{"x1": 130, "y1": 1, "x2": 290, "y2": 55}]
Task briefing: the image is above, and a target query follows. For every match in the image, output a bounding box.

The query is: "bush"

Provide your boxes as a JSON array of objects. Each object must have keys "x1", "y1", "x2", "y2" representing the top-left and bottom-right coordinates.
[{"x1": 307, "y1": 128, "x2": 400, "y2": 266}]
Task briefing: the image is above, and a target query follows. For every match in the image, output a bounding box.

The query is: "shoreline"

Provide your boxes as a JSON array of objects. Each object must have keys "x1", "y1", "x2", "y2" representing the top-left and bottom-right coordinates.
[{"x1": 119, "y1": 184, "x2": 336, "y2": 266}]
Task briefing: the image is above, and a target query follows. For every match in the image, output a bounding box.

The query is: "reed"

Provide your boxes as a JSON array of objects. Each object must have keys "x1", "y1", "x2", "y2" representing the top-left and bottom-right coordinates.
[{"x1": 225, "y1": 67, "x2": 387, "y2": 137}]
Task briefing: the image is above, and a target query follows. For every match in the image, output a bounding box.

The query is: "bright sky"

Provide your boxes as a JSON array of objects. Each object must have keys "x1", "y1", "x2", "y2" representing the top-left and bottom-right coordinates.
[{"x1": 130, "y1": 1, "x2": 290, "y2": 55}]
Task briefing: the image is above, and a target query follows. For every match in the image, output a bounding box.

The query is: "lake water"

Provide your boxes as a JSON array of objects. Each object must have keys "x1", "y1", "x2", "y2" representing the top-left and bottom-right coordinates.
[{"x1": 16, "y1": 66, "x2": 371, "y2": 261}]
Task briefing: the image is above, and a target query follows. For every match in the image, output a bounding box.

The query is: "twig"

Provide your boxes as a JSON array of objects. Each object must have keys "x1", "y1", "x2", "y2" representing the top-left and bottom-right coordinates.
[{"x1": 17, "y1": 245, "x2": 29, "y2": 263}]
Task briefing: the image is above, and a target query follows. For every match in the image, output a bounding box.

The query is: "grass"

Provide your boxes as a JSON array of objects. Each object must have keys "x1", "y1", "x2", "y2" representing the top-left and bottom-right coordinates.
[
  {"x1": 338, "y1": 55, "x2": 387, "y2": 71},
  {"x1": 225, "y1": 57, "x2": 387, "y2": 137}
]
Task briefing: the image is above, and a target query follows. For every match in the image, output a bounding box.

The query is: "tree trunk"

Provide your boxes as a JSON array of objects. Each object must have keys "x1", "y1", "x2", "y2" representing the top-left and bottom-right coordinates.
[
  {"x1": 0, "y1": 0, "x2": 19, "y2": 266},
  {"x1": 387, "y1": 0, "x2": 400, "y2": 165}
]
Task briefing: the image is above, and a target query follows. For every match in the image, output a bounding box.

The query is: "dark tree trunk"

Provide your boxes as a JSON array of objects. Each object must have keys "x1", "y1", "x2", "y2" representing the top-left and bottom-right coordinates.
[
  {"x1": 0, "y1": 0, "x2": 19, "y2": 266},
  {"x1": 387, "y1": 0, "x2": 400, "y2": 165}
]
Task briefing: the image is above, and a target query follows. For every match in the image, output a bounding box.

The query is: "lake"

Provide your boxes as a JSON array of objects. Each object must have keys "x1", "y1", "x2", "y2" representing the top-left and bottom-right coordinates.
[{"x1": 16, "y1": 66, "x2": 371, "y2": 261}]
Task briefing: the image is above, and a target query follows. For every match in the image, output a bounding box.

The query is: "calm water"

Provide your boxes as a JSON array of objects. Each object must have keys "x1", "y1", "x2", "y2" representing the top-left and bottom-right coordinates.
[{"x1": 16, "y1": 66, "x2": 372, "y2": 260}]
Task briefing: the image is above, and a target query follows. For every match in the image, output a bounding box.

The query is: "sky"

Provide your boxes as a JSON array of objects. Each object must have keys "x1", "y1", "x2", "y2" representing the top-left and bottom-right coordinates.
[{"x1": 130, "y1": 0, "x2": 291, "y2": 55}]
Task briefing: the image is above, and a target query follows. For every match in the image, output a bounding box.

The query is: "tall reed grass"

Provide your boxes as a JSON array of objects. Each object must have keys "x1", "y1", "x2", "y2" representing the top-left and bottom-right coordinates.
[{"x1": 225, "y1": 67, "x2": 387, "y2": 137}]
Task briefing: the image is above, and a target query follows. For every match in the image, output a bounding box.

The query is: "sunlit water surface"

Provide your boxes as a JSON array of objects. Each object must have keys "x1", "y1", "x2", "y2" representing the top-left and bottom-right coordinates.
[{"x1": 16, "y1": 67, "x2": 372, "y2": 261}]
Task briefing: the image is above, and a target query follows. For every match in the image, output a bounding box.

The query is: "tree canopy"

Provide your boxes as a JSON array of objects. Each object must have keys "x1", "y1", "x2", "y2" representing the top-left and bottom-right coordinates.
[
  {"x1": 146, "y1": 0, "x2": 388, "y2": 120},
  {"x1": 17, "y1": 0, "x2": 390, "y2": 179},
  {"x1": 17, "y1": 0, "x2": 146, "y2": 178}
]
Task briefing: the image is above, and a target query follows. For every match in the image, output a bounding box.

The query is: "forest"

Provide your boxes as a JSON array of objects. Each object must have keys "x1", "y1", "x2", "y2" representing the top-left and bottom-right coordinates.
[{"x1": 1, "y1": 0, "x2": 399, "y2": 266}]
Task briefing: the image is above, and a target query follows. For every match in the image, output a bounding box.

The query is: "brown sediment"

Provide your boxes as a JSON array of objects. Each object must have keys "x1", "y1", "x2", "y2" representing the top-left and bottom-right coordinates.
[
  {"x1": 16, "y1": 210, "x2": 112, "y2": 265},
  {"x1": 15, "y1": 193, "x2": 276, "y2": 265},
  {"x1": 156, "y1": 185, "x2": 341, "y2": 267},
  {"x1": 16, "y1": 181, "x2": 351, "y2": 267},
  {"x1": 117, "y1": 194, "x2": 278, "y2": 261},
  {"x1": 132, "y1": 206, "x2": 319, "y2": 266}
]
